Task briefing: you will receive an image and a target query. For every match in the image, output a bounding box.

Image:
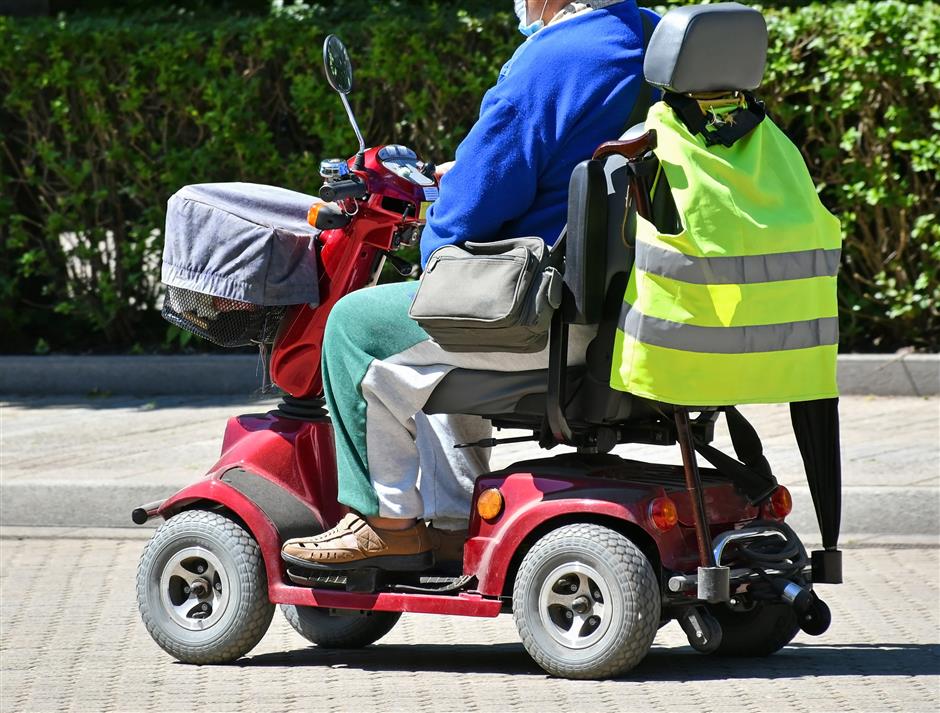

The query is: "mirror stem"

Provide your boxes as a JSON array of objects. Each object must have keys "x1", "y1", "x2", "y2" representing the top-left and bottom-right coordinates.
[{"x1": 339, "y1": 93, "x2": 367, "y2": 170}]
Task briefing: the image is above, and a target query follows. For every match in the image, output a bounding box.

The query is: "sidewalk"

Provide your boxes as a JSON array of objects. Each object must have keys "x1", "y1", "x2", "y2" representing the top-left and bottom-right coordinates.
[{"x1": 1, "y1": 394, "x2": 937, "y2": 538}]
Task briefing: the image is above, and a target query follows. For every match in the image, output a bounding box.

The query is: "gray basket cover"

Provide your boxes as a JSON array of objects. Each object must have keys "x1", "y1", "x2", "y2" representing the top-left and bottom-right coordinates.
[{"x1": 162, "y1": 182, "x2": 321, "y2": 306}]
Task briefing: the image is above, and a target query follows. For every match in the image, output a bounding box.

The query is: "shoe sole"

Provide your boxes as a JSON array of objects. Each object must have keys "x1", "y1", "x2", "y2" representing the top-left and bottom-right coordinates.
[{"x1": 281, "y1": 549, "x2": 435, "y2": 572}]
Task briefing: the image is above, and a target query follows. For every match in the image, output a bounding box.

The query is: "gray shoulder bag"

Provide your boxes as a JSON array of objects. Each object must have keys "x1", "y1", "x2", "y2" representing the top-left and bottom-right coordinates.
[{"x1": 407, "y1": 236, "x2": 564, "y2": 353}]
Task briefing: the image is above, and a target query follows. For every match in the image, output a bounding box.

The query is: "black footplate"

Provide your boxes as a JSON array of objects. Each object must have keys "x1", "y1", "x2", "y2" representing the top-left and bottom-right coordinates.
[{"x1": 286, "y1": 566, "x2": 473, "y2": 595}]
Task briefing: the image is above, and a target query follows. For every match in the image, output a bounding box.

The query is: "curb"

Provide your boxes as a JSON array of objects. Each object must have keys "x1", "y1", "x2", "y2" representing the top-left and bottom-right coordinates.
[
  {"x1": 1, "y1": 480, "x2": 937, "y2": 538},
  {"x1": 0, "y1": 353, "x2": 937, "y2": 396},
  {"x1": 837, "y1": 353, "x2": 939, "y2": 397},
  {"x1": 0, "y1": 354, "x2": 261, "y2": 396}
]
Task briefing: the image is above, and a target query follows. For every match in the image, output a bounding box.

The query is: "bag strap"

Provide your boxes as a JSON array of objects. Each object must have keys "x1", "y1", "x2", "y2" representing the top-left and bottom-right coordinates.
[
  {"x1": 692, "y1": 407, "x2": 778, "y2": 504},
  {"x1": 662, "y1": 91, "x2": 766, "y2": 148}
]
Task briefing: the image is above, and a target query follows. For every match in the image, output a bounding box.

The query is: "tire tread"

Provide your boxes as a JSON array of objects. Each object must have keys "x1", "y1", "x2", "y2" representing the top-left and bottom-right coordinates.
[
  {"x1": 512, "y1": 523, "x2": 660, "y2": 679},
  {"x1": 136, "y1": 509, "x2": 275, "y2": 664}
]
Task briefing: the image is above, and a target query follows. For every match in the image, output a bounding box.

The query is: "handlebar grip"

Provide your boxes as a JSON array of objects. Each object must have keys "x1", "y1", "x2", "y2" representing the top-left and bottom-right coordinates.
[
  {"x1": 319, "y1": 179, "x2": 368, "y2": 202},
  {"x1": 309, "y1": 202, "x2": 351, "y2": 230}
]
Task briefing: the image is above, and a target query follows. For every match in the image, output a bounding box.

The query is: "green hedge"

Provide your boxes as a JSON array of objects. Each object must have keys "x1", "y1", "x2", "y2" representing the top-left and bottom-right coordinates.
[{"x1": 2, "y1": 1, "x2": 938, "y2": 353}]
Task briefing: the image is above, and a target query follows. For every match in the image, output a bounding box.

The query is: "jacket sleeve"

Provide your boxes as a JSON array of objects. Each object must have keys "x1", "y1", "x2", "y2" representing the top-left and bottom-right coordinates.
[{"x1": 419, "y1": 94, "x2": 543, "y2": 267}]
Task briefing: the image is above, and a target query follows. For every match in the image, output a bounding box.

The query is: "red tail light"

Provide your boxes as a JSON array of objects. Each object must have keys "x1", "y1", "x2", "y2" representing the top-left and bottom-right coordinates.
[
  {"x1": 649, "y1": 496, "x2": 679, "y2": 531},
  {"x1": 767, "y1": 485, "x2": 793, "y2": 519}
]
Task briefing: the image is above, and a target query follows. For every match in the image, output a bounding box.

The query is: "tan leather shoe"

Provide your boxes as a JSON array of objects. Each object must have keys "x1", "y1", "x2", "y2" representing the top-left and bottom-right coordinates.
[
  {"x1": 282, "y1": 513, "x2": 433, "y2": 571},
  {"x1": 427, "y1": 526, "x2": 467, "y2": 566}
]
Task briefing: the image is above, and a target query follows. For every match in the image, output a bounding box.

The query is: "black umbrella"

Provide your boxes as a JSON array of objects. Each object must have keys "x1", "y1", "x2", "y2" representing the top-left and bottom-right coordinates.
[{"x1": 790, "y1": 398, "x2": 842, "y2": 551}]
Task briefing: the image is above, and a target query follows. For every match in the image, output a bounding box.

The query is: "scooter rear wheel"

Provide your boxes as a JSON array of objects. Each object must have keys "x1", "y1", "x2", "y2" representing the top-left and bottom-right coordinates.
[
  {"x1": 281, "y1": 605, "x2": 401, "y2": 648},
  {"x1": 136, "y1": 509, "x2": 275, "y2": 664},
  {"x1": 512, "y1": 524, "x2": 660, "y2": 679}
]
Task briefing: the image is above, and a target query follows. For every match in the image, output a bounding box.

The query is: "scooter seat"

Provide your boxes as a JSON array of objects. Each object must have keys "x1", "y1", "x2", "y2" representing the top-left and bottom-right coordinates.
[
  {"x1": 424, "y1": 367, "x2": 580, "y2": 418},
  {"x1": 424, "y1": 365, "x2": 655, "y2": 428}
]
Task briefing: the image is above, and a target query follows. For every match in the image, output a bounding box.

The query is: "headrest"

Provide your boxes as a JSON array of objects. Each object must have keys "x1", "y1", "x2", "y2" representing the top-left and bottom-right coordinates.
[{"x1": 643, "y1": 3, "x2": 767, "y2": 94}]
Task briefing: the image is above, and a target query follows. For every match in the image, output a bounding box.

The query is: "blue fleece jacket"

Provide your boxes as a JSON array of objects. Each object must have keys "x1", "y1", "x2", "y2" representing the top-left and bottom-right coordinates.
[{"x1": 420, "y1": 1, "x2": 651, "y2": 267}]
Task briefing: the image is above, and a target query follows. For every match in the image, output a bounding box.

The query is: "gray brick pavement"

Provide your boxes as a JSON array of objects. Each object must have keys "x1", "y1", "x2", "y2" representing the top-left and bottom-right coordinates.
[
  {"x1": 0, "y1": 535, "x2": 937, "y2": 713},
  {"x1": 2, "y1": 395, "x2": 938, "y2": 536}
]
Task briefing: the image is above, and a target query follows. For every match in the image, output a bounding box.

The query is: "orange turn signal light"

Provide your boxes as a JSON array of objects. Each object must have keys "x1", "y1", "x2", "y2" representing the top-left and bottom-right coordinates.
[
  {"x1": 768, "y1": 485, "x2": 793, "y2": 519},
  {"x1": 477, "y1": 488, "x2": 504, "y2": 521},
  {"x1": 649, "y1": 496, "x2": 679, "y2": 532},
  {"x1": 307, "y1": 203, "x2": 322, "y2": 228}
]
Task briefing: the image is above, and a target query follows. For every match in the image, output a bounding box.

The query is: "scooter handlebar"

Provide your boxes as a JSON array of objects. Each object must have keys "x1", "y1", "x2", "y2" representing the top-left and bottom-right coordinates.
[{"x1": 319, "y1": 178, "x2": 368, "y2": 203}]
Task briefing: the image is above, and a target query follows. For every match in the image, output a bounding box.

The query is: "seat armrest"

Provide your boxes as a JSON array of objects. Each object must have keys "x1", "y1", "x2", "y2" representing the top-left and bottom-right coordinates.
[
  {"x1": 545, "y1": 309, "x2": 573, "y2": 443},
  {"x1": 563, "y1": 159, "x2": 609, "y2": 325},
  {"x1": 592, "y1": 130, "x2": 657, "y2": 162}
]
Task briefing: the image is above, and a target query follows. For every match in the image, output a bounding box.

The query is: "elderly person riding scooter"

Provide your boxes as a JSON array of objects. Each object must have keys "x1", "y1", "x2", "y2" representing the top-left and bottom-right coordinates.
[{"x1": 282, "y1": 0, "x2": 654, "y2": 570}]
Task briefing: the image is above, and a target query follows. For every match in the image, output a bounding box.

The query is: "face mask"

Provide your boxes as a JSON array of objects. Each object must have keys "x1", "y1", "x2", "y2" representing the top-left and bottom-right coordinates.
[{"x1": 514, "y1": 0, "x2": 547, "y2": 37}]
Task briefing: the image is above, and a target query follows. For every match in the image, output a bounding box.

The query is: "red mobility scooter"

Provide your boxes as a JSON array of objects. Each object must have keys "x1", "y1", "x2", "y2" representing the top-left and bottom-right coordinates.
[{"x1": 135, "y1": 5, "x2": 843, "y2": 680}]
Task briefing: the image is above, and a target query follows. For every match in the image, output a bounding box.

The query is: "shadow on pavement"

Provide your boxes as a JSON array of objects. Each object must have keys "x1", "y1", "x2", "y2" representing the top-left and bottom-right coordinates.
[
  {"x1": 233, "y1": 642, "x2": 539, "y2": 675},
  {"x1": 231, "y1": 641, "x2": 940, "y2": 679},
  {"x1": 638, "y1": 642, "x2": 940, "y2": 680}
]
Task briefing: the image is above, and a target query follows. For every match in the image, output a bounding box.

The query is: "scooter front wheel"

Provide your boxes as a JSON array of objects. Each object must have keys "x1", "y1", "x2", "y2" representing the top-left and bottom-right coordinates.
[{"x1": 136, "y1": 509, "x2": 275, "y2": 664}]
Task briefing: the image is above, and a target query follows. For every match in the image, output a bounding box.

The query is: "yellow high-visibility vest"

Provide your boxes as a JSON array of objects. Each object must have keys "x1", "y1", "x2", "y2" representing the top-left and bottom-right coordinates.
[{"x1": 611, "y1": 101, "x2": 842, "y2": 406}]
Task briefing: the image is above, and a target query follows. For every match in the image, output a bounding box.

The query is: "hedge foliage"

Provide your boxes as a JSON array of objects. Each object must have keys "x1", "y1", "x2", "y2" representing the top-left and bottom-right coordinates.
[{"x1": 1, "y1": 1, "x2": 938, "y2": 353}]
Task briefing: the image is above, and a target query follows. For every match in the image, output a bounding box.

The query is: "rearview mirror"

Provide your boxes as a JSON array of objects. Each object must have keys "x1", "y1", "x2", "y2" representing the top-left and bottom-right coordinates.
[
  {"x1": 323, "y1": 35, "x2": 353, "y2": 94},
  {"x1": 321, "y1": 35, "x2": 366, "y2": 167}
]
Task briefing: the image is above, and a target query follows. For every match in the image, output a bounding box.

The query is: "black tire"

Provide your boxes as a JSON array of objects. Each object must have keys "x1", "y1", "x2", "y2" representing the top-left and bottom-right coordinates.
[
  {"x1": 136, "y1": 510, "x2": 275, "y2": 664},
  {"x1": 708, "y1": 601, "x2": 800, "y2": 656},
  {"x1": 512, "y1": 524, "x2": 660, "y2": 679},
  {"x1": 281, "y1": 605, "x2": 401, "y2": 648}
]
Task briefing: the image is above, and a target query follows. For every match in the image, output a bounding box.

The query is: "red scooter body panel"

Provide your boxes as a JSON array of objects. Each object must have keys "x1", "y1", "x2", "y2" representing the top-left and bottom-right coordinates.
[
  {"x1": 158, "y1": 478, "x2": 504, "y2": 618},
  {"x1": 157, "y1": 412, "x2": 345, "y2": 592},
  {"x1": 216, "y1": 413, "x2": 344, "y2": 529},
  {"x1": 268, "y1": 584, "x2": 502, "y2": 617},
  {"x1": 463, "y1": 470, "x2": 759, "y2": 597},
  {"x1": 271, "y1": 147, "x2": 433, "y2": 399},
  {"x1": 156, "y1": 411, "x2": 761, "y2": 616}
]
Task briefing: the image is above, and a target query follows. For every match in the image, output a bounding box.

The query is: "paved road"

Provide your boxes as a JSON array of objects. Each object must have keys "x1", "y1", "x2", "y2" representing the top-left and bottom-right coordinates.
[
  {"x1": 2, "y1": 395, "x2": 938, "y2": 536},
  {"x1": 0, "y1": 533, "x2": 937, "y2": 713}
]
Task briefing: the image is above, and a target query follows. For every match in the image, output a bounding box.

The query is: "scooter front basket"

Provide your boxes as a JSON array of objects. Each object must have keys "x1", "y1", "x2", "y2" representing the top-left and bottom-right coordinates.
[
  {"x1": 162, "y1": 286, "x2": 287, "y2": 347},
  {"x1": 159, "y1": 182, "x2": 321, "y2": 347}
]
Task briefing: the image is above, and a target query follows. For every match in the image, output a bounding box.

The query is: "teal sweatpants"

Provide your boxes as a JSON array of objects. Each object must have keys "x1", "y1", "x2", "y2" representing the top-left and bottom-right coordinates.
[{"x1": 322, "y1": 281, "x2": 592, "y2": 524}]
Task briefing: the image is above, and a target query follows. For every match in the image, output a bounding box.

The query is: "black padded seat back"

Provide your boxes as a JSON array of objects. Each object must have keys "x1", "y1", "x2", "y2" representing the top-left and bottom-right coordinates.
[
  {"x1": 559, "y1": 151, "x2": 637, "y2": 425},
  {"x1": 564, "y1": 129, "x2": 691, "y2": 425},
  {"x1": 563, "y1": 159, "x2": 608, "y2": 325},
  {"x1": 562, "y1": 153, "x2": 634, "y2": 326}
]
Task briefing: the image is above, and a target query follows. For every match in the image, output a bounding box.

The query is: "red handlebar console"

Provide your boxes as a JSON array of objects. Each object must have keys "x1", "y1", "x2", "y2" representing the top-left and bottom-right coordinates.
[{"x1": 270, "y1": 145, "x2": 435, "y2": 398}]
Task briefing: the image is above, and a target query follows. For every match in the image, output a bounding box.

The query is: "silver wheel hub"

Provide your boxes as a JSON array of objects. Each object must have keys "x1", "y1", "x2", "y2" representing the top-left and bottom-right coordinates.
[
  {"x1": 538, "y1": 562, "x2": 613, "y2": 650},
  {"x1": 159, "y1": 547, "x2": 231, "y2": 631}
]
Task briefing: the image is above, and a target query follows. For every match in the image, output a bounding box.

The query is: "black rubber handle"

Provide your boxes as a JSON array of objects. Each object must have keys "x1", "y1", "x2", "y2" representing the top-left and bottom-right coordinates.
[
  {"x1": 313, "y1": 203, "x2": 351, "y2": 230},
  {"x1": 319, "y1": 179, "x2": 368, "y2": 202}
]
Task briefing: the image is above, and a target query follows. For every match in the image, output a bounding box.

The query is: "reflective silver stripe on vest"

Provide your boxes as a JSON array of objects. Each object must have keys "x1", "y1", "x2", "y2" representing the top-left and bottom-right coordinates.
[
  {"x1": 635, "y1": 242, "x2": 841, "y2": 285},
  {"x1": 620, "y1": 306, "x2": 839, "y2": 354}
]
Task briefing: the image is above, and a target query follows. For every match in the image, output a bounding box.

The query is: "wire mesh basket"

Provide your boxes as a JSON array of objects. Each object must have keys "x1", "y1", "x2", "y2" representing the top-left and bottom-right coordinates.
[{"x1": 162, "y1": 285, "x2": 287, "y2": 348}]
